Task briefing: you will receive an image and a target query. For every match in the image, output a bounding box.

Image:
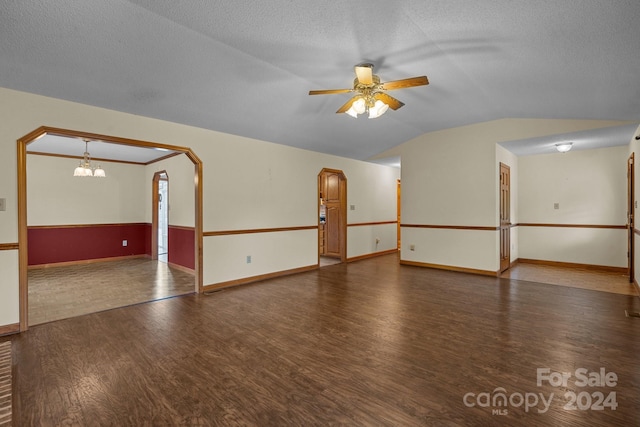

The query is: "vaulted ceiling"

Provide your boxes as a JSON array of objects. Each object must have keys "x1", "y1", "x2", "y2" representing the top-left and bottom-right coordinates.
[{"x1": 2, "y1": 1, "x2": 639, "y2": 163}]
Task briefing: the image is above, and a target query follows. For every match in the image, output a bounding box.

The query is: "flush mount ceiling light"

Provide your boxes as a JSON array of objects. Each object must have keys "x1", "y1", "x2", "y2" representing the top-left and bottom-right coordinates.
[
  {"x1": 309, "y1": 63, "x2": 428, "y2": 119},
  {"x1": 555, "y1": 142, "x2": 573, "y2": 153},
  {"x1": 73, "y1": 139, "x2": 106, "y2": 177}
]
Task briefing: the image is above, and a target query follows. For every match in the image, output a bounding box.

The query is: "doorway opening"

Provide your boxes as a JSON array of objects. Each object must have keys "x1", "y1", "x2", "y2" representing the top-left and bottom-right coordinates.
[
  {"x1": 499, "y1": 162, "x2": 511, "y2": 273},
  {"x1": 159, "y1": 178, "x2": 169, "y2": 262},
  {"x1": 318, "y1": 168, "x2": 347, "y2": 265},
  {"x1": 17, "y1": 126, "x2": 203, "y2": 331},
  {"x1": 152, "y1": 171, "x2": 169, "y2": 263}
]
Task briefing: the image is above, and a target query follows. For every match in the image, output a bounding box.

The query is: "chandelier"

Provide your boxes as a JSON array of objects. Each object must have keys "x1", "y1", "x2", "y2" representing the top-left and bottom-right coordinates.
[{"x1": 73, "y1": 139, "x2": 106, "y2": 177}]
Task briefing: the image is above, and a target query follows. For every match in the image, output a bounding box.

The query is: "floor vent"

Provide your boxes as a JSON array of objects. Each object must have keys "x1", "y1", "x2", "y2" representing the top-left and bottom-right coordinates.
[{"x1": 625, "y1": 310, "x2": 640, "y2": 318}]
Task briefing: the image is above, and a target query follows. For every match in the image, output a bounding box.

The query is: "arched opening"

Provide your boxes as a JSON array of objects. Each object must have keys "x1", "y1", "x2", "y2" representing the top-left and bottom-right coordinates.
[
  {"x1": 318, "y1": 168, "x2": 347, "y2": 264},
  {"x1": 152, "y1": 170, "x2": 169, "y2": 262},
  {"x1": 17, "y1": 126, "x2": 203, "y2": 331}
]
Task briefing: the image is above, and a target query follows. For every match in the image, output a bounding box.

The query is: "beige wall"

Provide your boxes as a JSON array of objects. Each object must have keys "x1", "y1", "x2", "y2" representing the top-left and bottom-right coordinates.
[
  {"x1": 0, "y1": 87, "x2": 399, "y2": 328},
  {"x1": 394, "y1": 118, "x2": 631, "y2": 273},
  {"x1": 27, "y1": 155, "x2": 147, "y2": 226},
  {"x1": 518, "y1": 146, "x2": 628, "y2": 267}
]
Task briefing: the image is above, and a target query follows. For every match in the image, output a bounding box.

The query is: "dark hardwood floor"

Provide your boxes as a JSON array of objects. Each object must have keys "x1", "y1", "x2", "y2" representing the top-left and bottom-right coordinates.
[{"x1": 5, "y1": 254, "x2": 640, "y2": 426}]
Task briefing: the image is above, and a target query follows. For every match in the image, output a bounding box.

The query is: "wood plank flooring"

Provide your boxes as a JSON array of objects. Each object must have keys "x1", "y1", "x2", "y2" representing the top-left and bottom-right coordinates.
[
  {"x1": 6, "y1": 254, "x2": 640, "y2": 425},
  {"x1": 28, "y1": 258, "x2": 195, "y2": 325},
  {"x1": 502, "y1": 262, "x2": 637, "y2": 296}
]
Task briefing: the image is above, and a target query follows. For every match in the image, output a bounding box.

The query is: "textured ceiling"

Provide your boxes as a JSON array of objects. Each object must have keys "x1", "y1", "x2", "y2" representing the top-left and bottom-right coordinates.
[{"x1": 2, "y1": 1, "x2": 640, "y2": 163}]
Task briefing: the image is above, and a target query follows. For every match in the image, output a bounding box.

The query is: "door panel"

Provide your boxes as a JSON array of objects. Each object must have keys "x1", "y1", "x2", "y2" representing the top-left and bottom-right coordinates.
[
  {"x1": 325, "y1": 206, "x2": 341, "y2": 256},
  {"x1": 326, "y1": 173, "x2": 340, "y2": 202}
]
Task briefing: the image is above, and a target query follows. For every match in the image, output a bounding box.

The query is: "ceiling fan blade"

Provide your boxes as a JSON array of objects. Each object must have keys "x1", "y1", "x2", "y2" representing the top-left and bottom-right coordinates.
[
  {"x1": 309, "y1": 88, "x2": 353, "y2": 95},
  {"x1": 374, "y1": 93, "x2": 405, "y2": 110},
  {"x1": 354, "y1": 64, "x2": 374, "y2": 85},
  {"x1": 336, "y1": 96, "x2": 361, "y2": 114},
  {"x1": 379, "y1": 76, "x2": 429, "y2": 90}
]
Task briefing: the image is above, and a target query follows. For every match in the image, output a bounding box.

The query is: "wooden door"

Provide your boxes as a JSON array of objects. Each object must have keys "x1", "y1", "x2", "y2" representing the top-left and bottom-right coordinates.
[
  {"x1": 628, "y1": 154, "x2": 634, "y2": 282},
  {"x1": 319, "y1": 169, "x2": 346, "y2": 260},
  {"x1": 499, "y1": 163, "x2": 511, "y2": 273}
]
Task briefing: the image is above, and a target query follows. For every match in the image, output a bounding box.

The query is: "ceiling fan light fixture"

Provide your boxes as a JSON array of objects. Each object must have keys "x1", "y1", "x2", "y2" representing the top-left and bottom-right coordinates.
[
  {"x1": 346, "y1": 97, "x2": 367, "y2": 118},
  {"x1": 555, "y1": 142, "x2": 573, "y2": 153},
  {"x1": 368, "y1": 99, "x2": 389, "y2": 119},
  {"x1": 345, "y1": 108, "x2": 358, "y2": 118},
  {"x1": 310, "y1": 63, "x2": 428, "y2": 119}
]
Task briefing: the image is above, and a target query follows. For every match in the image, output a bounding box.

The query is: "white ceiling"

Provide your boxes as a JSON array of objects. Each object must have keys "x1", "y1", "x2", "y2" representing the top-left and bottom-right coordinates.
[
  {"x1": 27, "y1": 135, "x2": 176, "y2": 164},
  {"x1": 2, "y1": 1, "x2": 640, "y2": 164}
]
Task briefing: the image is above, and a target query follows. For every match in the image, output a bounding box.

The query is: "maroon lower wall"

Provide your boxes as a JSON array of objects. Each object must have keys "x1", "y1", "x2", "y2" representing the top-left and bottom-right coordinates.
[
  {"x1": 168, "y1": 226, "x2": 195, "y2": 270},
  {"x1": 28, "y1": 223, "x2": 195, "y2": 270},
  {"x1": 28, "y1": 223, "x2": 149, "y2": 266}
]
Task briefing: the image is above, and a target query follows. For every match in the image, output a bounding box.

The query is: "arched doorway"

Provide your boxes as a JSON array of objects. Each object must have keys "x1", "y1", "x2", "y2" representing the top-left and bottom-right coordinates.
[
  {"x1": 17, "y1": 126, "x2": 203, "y2": 331},
  {"x1": 318, "y1": 168, "x2": 347, "y2": 263},
  {"x1": 152, "y1": 171, "x2": 169, "y2": 262}
]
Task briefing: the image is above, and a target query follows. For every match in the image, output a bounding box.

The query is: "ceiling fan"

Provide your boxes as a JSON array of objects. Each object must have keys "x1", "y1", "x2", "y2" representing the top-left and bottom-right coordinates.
[{"x1": 309, "y1": 63, "x2": 429, "y2": 119}]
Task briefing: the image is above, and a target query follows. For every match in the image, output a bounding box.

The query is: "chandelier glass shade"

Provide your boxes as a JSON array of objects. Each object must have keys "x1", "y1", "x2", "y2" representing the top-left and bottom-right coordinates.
[{"x1": 73, "y1": 140, "x2": 106, "y2": 177}]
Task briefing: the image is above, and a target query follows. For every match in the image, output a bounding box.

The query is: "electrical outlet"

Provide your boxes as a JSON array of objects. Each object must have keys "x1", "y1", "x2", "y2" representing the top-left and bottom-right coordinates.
[
  {"x1": 122, "y1": 240, "x2": 128, "y2": 247},
  {"x1": 554, "y1": 203, "x2": 560, "y2": 210},
  {"x1": 350, "y1": 205, "x2": 356, "y2": 211},
  {"x1": 409, "y1": 244, "x2": 415, "y2": 251},
  {"x1": 246, "y1": 255, "x2": 251, "y2": 264}
]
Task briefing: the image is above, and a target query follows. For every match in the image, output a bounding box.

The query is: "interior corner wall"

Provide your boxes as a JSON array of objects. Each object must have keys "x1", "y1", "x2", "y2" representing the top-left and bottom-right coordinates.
[
  {"x1": 399, "y1": 122, "x2": 500, "y2": 272},
  {"x1": 200, "y1": 141, "x2": 400, "y2": 285},
  {"x1": 396, "y1": 118, "x2": 626, "y2": 274},
  {"x1": 518, "y1": 146, "x2": 628, "y2": 267},
  {"x1": 345, "y1": 164, "x2": 400, "y2": 259},
  {"x1": 0, "y1": 87, "x2": 399, "y2": 328}
]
